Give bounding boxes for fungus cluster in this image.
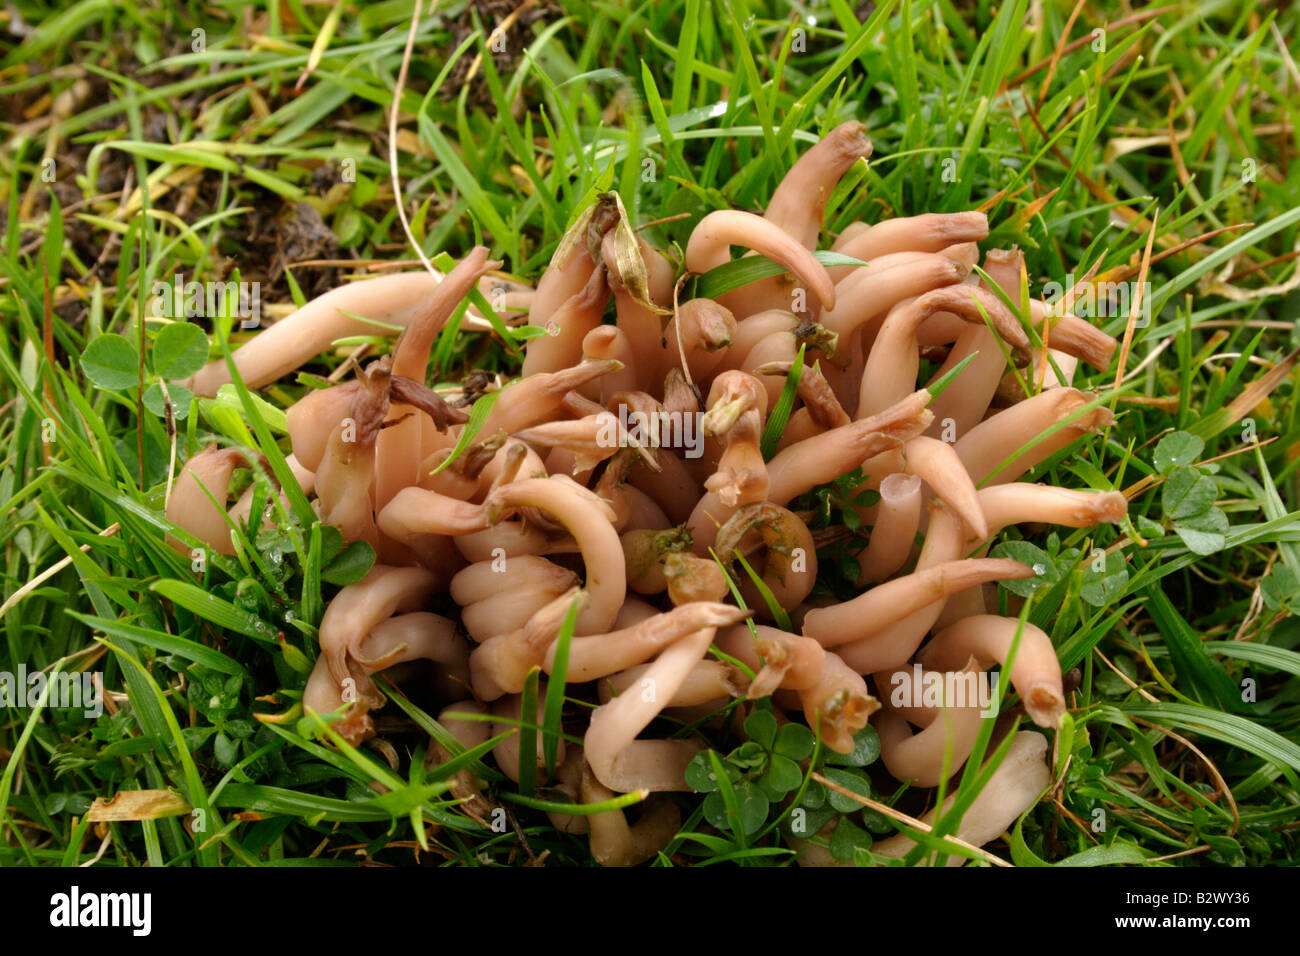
[168,121,1124,866]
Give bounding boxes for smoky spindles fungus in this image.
[201,122,1129,865]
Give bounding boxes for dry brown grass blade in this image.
[1035,0,1087,109]
[1010,187,1060,232]
[1168,102,1192,187]
[87,790,193,822]
[809,771,1014,867]
[1007,6,1177,88]
[1204,348,1300,435]
[1110,207,1159,401]
[1093,224,1254,285]
[1129,716,1240,836]
[1226,248,1300,283]
[974,183,1030,214]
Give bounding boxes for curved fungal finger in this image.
[287,382,358,472]
[902,435,988,539]
[186,272,442,397]
[972,483,1127,547]
[440,700,492,751]
[721,309,800,371]
[392,247,498,381]
[739,329,807,406]
[754,359,851,437]
[872,731,1051,863]
[461,578,579,647]
[419,442,497,499]
[485,477,626,634]
[377,486,489,539]
[802,558,1034,649]
[386,376,470,430]
[450,554,579,606]
[953,388,1112,485]
[685,210,836,311]
[764,120,872,250]
[548,602,749,682]
[582,326,639,402]
[475,438,548,495]
[527,218,601,342]
[939,241,981,272]
[522,262,610,377]
[581,761,681,867]
[724,624,827,698]
[921,615,1065,727]
[615,598,662,629]
[980,247,1024,298]
[307,611,468,735]
[302,655,376,744]
[428,700,494,823]
[515,413,622,473]
[830,220,871,251]
[829,211,990,283]
[602,232,668,391]
[922,323,1004,440]
[916,308,973,347]
[822,252,969,340]
[1000,349,1079,397]
[748,322,838,393]
[876,693,985,787]
[701,371,769,507]
[318,565,437,689]
[622,484,672,532]
[660,298,736,383]
[629,443,702,525]
[584,625,714,792]
[453,521,549,563]
[229,453,315,530]
[469,586,585,699]
[355,611,470,693]
[772,407,828,451]
[797,650,880,754]
[479,359,623,435]
[765,388,933,505]
[591,447,644,532]
[834,502,967,674]
[855,472,922,584]
[754,634,826,696]
[492,688,564,785]
[661,367,701,419]
[1027,299,1119,371]
[797,360,851,429]
[607,390,679,460]
[641,238,676,309]
[561,389,606,419]
[314,359,391,545]
[600,659,745,707]
[166,445,248,555]
[858,285,1028,418]
[871,659,967,728]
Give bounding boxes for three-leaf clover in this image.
[686,708,818,837]
[79,321,210,422]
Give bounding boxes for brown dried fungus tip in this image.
[714,502,818,614]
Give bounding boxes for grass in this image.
[1,0,1298,866]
